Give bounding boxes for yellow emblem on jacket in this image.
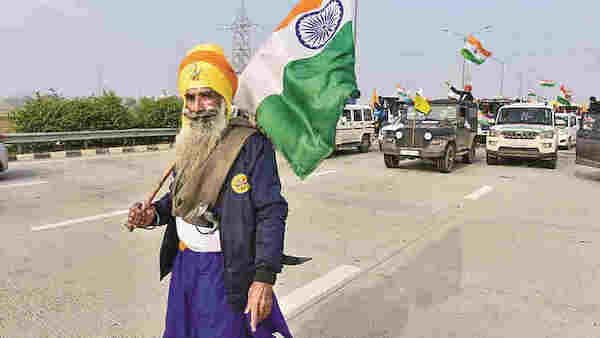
[231,174,250,194]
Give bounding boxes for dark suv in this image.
[576,108,600,169]
[381,99,478,173]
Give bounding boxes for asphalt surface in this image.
[1,147,600,337]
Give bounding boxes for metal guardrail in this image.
[3,129,178,144]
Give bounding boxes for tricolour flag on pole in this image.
[460,35,492,65]
[560,84,572,100]
[396,85,411,103]
[557,96,570,105]
[234,0,358,179]
[539,80,556,87]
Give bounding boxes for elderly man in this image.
[127,44,293,338]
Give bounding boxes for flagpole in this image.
[353,0,359,86]
[461,56,466,88]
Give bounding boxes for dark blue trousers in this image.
[163,249,292,338]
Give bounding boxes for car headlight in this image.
[424,132,433,141]
[489,130,499,137]
[395,131,403,139]
[541,130,554,139]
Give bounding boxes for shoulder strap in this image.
[172,118,258,225]
[191,125,257,209]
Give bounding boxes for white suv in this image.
[555,113,578,149]
[486,103,558,169]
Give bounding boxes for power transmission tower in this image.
[219,0,259,74]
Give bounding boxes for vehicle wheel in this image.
[439,145,456,173]
[384,154,400,168]
[463,143,476,164]
[486,153,497,165]
[359,135,371,153]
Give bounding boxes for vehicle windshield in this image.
[555,115,568,128]
[406,105,456,121]
[496,108,553,126]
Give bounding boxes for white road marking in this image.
[0,180,48,189]
[280,265,361,320]
[313,170,337,177]
[31,209,128,232]
[464,185,494,201]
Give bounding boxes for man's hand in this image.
[126,202,155,231]
[244,281,273,332]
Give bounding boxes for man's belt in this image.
[193,218,219,235]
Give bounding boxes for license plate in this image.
[400,149,419,156]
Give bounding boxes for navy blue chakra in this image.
[295,0,344,50]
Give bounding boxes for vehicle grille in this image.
[400,128,426,147]
[499,147,539,154]
[385,128,428,147]
[502,131,538,139]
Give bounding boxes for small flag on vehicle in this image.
[397,85,411,103]
[557,96,570,105]
[413,92,431,114]
[371,88,379,109]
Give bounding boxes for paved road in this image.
[1,148,599,337]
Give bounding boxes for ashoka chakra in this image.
[295,0,344,50]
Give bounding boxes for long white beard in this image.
[175,103,228,176]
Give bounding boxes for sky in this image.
[1,0,599,103]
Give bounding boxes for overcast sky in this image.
[2,0,599,103]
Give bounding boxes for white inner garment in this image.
[176,217,222,252]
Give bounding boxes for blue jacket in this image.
[153,132,287,311]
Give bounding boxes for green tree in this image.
[134,96,182,129]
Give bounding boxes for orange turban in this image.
[177,44,238,117]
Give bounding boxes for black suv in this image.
[381,99,479,173]
[576,106,600,169]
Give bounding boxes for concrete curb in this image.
[9,143,174,162]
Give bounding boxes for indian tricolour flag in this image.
[539,80,556,87]
[460,35,492,65]
[234,0,358,179]
[557,96,570,105]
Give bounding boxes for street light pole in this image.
[500,62,505,97]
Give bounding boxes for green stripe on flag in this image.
[461,48,485,65]
[557,96,570,105]
[256,22,358,179]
